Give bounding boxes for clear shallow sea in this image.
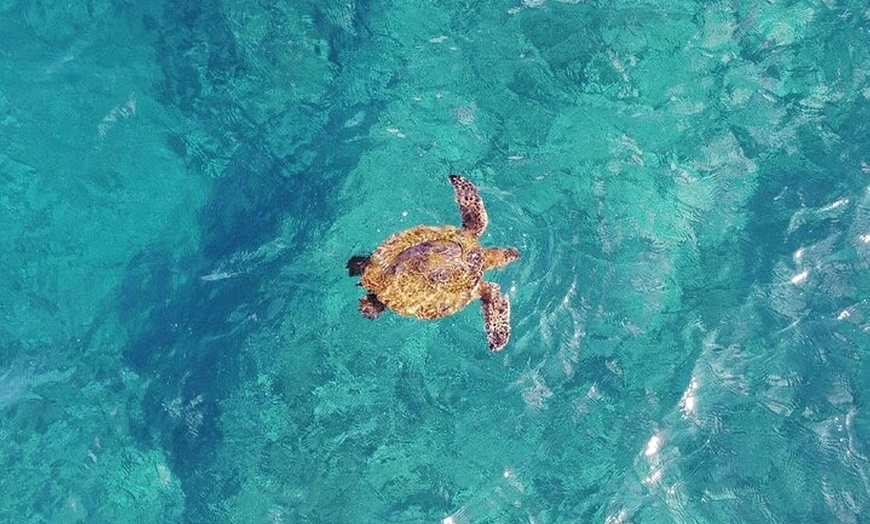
[1,1,869,523]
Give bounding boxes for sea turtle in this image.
[346,175,520,352]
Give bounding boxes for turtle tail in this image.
[346,254,371,277]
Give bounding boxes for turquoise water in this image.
[2,0,869,522]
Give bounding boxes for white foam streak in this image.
[790,269,809,284]
[645,433,663,457]
[442,467,534,524]
[680,376,699,419]
[200,237,290,282]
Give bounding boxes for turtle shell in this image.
[360,225,484,319]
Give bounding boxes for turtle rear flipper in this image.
[347,254,370,276]
[359,293,386,319]
[449,175,489,237]
[480,281,511,352]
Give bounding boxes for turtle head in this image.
[482,247,520,271]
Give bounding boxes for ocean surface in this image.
[2,1,869,523]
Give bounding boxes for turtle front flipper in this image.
[483,247,520,270]
[359,293,386,319]
[480,282,511,352]
[449,175,489,237]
